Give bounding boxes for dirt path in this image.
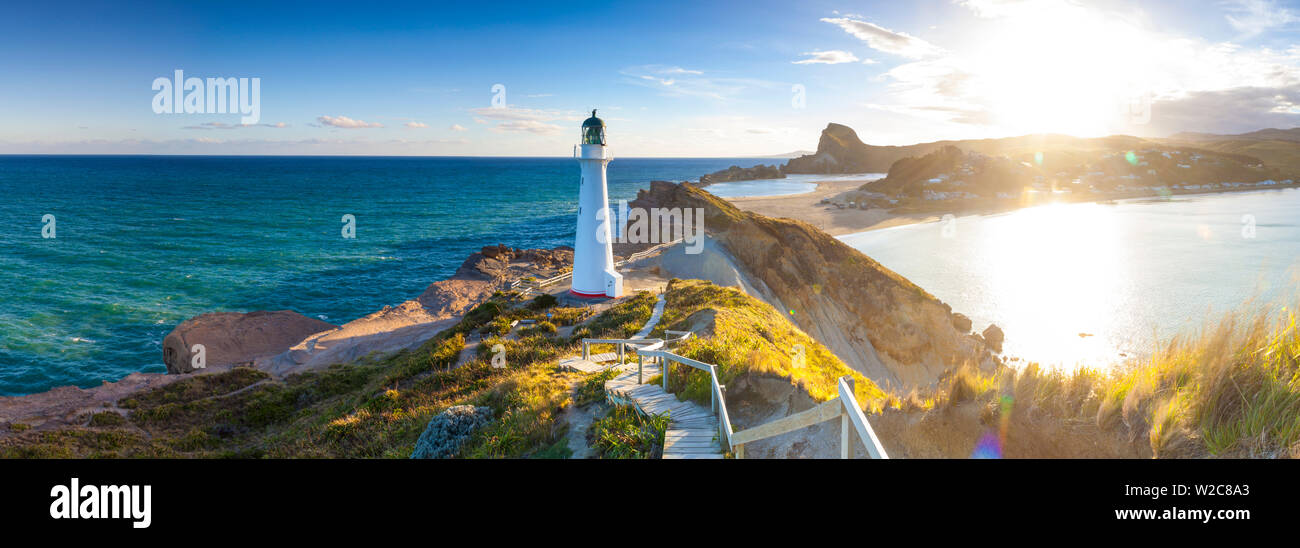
[561,381,607,459]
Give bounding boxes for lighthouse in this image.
[569,110,623,299]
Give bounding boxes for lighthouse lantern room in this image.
[569,110,623,299]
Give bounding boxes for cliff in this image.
[629,181,995,389]
[782,123,943,174]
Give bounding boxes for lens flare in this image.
[972,431,1002,459]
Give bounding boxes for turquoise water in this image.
[0,155,768,395]
[840,189,1300,368]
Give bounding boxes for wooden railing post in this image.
[709,365,717,414]
[637,354,644,384]
[582,341,589,361]
[718,383,727,447]
[662,360,669,390]
[841,376,855,459]
[618,342,625,364]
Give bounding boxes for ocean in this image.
[6,156,1297,395]
[0,155,772,396]
[839,189,1300,368]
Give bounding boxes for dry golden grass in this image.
[931,304,1300,458]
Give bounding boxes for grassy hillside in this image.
[651,279,891,409]
[0,292,658,458]
[924,303,1300,458]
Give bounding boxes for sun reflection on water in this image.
[977,203,1128,368]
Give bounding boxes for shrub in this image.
[528,293,559,310]
[88,412,126,427]
[410,405,494,459]
[520,321,557,338]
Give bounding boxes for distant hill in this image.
[1169,127,1300,143]
[1162,127,1300,174]
[781,123,1156,174]
[745,150,814,159]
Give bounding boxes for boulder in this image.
[410,405,494,459]
[952,313,972,333]
[162,311,337,374]
[982,324,1005,353]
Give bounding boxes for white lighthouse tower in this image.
[569,110,623,299]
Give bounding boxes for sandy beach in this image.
[721,178,941,236]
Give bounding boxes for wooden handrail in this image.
[728,375,889,459]
[592,334,888,459]
[838,377,888,459]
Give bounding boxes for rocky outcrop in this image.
[261,244,573,376]
[627,180,995,389]
[162,311,337,374]
[982,324,1005,353]
[418,245,572,320]
[867,145,964,196]
[781,122,948,175]
[952,313,973,333]
[698,164,785,186]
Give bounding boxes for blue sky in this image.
[2,0,1299,156]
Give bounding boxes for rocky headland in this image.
[697,164,785,186]
[630,180,999,389]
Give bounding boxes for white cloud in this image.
[449,124,467,131]
[467,106,581,135]
[469,106,582,123]
[183,122,289,130]
[1224,0,1300,37]
[491,120,564,134]
[820,17,944,58]
[404,121,428,128]
[792,50,860,65]
[317,115,383,129]
[956,0,1039,18]
[619,64,782,100]
[859,2,1300,136]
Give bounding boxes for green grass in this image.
[655,279,890,409]
[576,368,619,407]
[87,412,127,427]
[0,290,658,459]
[588,405,668,459]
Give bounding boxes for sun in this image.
[966,2,1150,137]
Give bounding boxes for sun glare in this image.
[980,203,1127,367]
[970,3,1149,136]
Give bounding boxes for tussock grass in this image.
[931,306,1300,458]
[576,369,619,407]
[656,279,890,409]
[588,405,667,459]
